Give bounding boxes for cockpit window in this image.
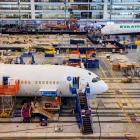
[88,72,91,75]
[92,77,101,82]
[92,78,98,82]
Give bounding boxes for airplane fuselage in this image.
[0,64,108,97]
[101,23,140,35]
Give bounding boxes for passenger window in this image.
[53,81,55,84]
[39,81,41,84]
[46,81,48,84]
[56,81,59,84]
[49,81,52,84]
[35,81,38,84]
[42,81,45,84]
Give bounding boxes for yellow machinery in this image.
[29,45,56,55]
[45,47,56,55]
[135,40,140,46]
[28,46,44,52]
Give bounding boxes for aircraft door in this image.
[72,77,80,89]
[3,76,9,85]
[79,78,87,92]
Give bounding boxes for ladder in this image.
[76,92,93,134]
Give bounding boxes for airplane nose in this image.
[101,80,108,93]
[97,80,108,94]
[91,80,108,95]
[86,80,108,99]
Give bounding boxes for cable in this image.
[95,100,101,140]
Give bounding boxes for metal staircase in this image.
[69,76,93,134]
[76,92,93,135]
[32,107,53,119]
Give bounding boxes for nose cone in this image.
[90,80,108,95]
[99,80,108,93]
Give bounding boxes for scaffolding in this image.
[0,80,20,118]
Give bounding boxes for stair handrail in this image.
[76,92,83,128]
[84,89,93,132]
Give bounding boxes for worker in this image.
[31,101,35,110]
[86,83,90,96]
[55,97,61,106]
[21,103,32,122]
[77,77,80,89]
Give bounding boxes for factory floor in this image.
[0,34,140,139]
[0,50,140,139]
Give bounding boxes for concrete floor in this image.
[0,60,140,139]
[0,36,140,139]
[126,47,140,64]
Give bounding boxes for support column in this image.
[103,0,109,20]
[31,0,35,19]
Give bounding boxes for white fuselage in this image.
[0,64,108,97]
[101,23,140,35]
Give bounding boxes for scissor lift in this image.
[0,77,20,117]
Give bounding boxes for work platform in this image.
[0,78,20,118]
[0,80,20,96]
